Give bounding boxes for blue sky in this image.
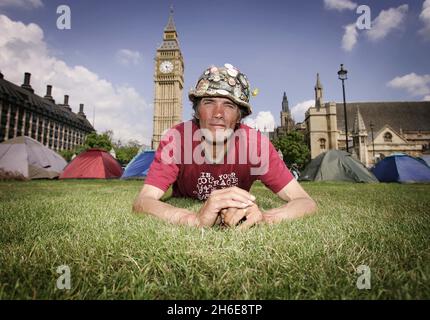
[1,0,429,145]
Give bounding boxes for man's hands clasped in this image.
[197,186,264,230]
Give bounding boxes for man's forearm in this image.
[263,198,317,223]
[133,197,199,227]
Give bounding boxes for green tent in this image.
[300,150,378,183]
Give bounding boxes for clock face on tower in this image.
[159,60,174,73]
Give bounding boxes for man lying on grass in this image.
[133,64,317,229]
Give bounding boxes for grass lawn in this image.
[0,179,429,300]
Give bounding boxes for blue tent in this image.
[121,151,155,179]
[417,155,430,167]
[371,154,430,183]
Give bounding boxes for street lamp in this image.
[338,64,349,153]
[370,121,375,162]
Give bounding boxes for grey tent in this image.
[300,150,378,182]
[0,136,67,179]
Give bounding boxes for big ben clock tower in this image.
[151,8,184,150]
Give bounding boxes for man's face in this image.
[197,97,241,143]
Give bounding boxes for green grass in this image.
[0,179,429,299]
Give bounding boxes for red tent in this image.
[60,148,123,179]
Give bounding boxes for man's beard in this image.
[200,128,235,144]
[198,128,233,164]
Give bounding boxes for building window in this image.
[384,132,392,142]
[319,138,326,150]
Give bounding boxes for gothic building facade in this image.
[304,73,430,166]
[151,9,184,150]
[0,71,94,151]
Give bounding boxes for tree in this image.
[58,131,116,162]
[272,132,310,170]
[58,149,75,162]
[82,131,113,152]
[112,138,143,165]
[115,144,140,165]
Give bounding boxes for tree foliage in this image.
[83,131,113,151]
[115,145,140,165]
[58,131,114,161]
[272,131,310,169]
[58,149,76,162]
[112,138,143,165]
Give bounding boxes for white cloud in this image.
[419,0,430,40]
[291,100,314,123]
[366,4,408,41]
[387,73,430,97]
[0,14,151,145]
[342,23,359,51]
[243,111,275,132]
[424,95,430,101]
[0,0,43,9]
[324,0,357,11]
[116,49,142,66]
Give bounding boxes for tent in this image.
[60,148,123,179]
[371,154,430,183]
[121,151,155,179]
[300,150,378,182]
[417,155,430,167]
[0,136,67,179]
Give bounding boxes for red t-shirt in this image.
[145,121,293,200]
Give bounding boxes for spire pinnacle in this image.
[353,107,367,134]
[315,73,322,89]
[315,73,323,108]
[165,5,176,31]
[282,92,289,112]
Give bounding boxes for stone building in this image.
[0,71,94,151]
[305,73,430,166]
[151,9,184,150]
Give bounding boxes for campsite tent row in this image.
[0,136,155,180]
[300,150,430,183]
[1,136,429,182]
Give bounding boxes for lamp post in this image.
[370,121,375,162]
[338,64,349,153]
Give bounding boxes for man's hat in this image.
[188,63,253,117]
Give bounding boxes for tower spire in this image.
[282,92,289,112]
[315,73,322,90]
[165,5,176,31]
[160,5,180,49]
[353,107,367,134]
[352,107,369,165]
[315,73,323,109]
